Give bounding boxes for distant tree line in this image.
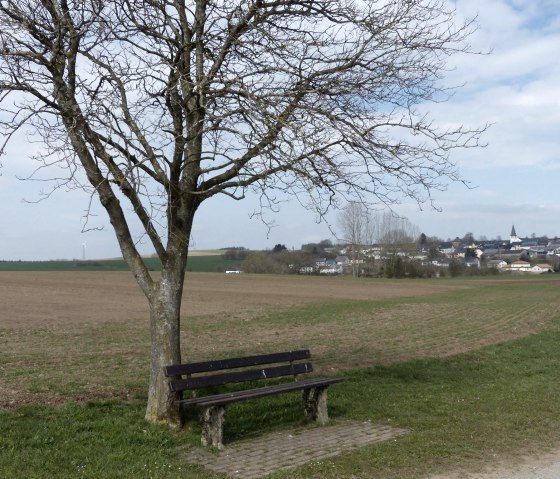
[221,247,249,261]
[242,249,316,274]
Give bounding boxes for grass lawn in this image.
[2,276,560,477]
[2,331,560,478]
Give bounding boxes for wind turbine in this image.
[82,241,87,261]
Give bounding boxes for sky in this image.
[1,0,559,260]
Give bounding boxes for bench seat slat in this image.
[169,362,313,392]
[176,377,344,408]
[164,349,311,376]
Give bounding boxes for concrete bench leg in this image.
[200,406,226,449]
[303,386,329,425]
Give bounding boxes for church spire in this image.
[510,225,521,244]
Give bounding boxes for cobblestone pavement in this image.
[184,421,409,479]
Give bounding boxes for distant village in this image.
[231,225,560,277]
[419,225,559,274]
[329,225,559,277]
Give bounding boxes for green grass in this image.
[2,330,560,478]
[3,277,560,477]
[324,332,560,478]
[185,255,241,272]
[0,401,200,478]
[0,255,241,273]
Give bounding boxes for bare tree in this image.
[337,201,376,276]
[378,212,420,260]
[0,0,485,427]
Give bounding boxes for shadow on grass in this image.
[181,386,347,444]
[3,331,560,478]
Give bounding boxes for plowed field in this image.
[2,272,560,409]
[0,271,467,328]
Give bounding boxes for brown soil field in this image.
[2,272,559,409]
[0,271,467,329]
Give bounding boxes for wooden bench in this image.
[164,349,344,448]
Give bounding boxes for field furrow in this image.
[2,273,560,407]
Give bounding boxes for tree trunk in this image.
[352,246,359,278]
[144,266,185,429]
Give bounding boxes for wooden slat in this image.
[164,349,310,377]
[169,362,313,392]
[176,377,345,408]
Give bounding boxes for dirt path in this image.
[429,449,560,479]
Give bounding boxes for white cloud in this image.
[428,2,560,172]
[2,0,560,258]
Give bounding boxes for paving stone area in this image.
[184,421,409,479]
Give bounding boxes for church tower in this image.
[510,225,521,244]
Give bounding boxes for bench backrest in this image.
[164,349,313,393]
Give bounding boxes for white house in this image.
[531,264,553,274]
[505,260,532,272]
[487,259,507,269]
[464,257,480,268]
[319,266,342,275]
[503,261,553,274]
[335,256,350,266]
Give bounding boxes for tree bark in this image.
[144,266,185,429]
